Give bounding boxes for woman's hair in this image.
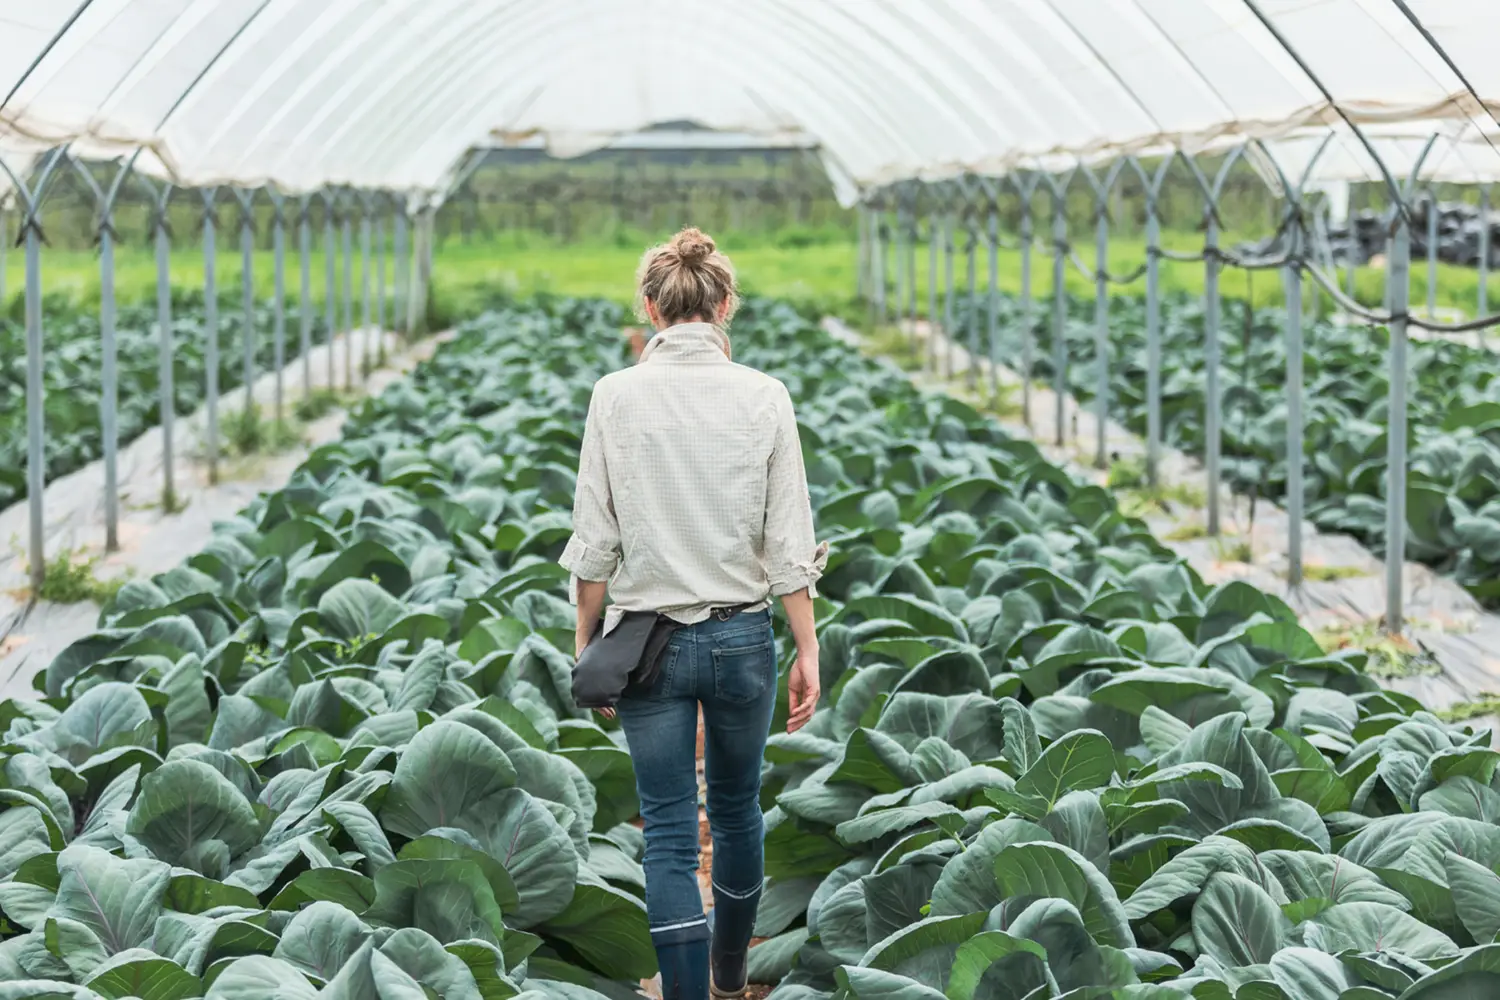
[636,227,739,327]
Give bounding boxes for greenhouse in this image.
[5,2,1500,998]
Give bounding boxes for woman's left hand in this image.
[596,707,616,721]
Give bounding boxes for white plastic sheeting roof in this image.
[1255,123,1500,193]
[4,0,1500,202]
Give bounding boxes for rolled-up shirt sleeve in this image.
[560,386,620,589]
[764,385,828,597]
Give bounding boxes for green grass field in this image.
[0,233,863,322]
[3,228,1494,325]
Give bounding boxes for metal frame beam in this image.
[202,188,220,485]
[0,148,67,590]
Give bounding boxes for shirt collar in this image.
[641,322,730,363]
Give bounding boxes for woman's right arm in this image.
[778,590,820,732]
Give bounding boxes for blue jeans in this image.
[618,609,778,998]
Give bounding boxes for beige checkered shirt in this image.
[560,323,827,627]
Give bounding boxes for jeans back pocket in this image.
[621,639,683,703]
[710,628,775,706]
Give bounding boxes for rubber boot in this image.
[656,938,710,1000]
[710,947,747,1000]
[710,886,759,998]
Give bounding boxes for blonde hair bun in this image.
[636,227,739,328]
[672,228,716,266]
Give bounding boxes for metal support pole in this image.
[24,218,43,591]
[155,194,176,511]
[394,205,409,337]
[1346,189,1358,311]
[926,211,939,373]
[1385,219,1412,632]
[1426,191,1438,319]
[375,208,387,364]
[324,195,337,392]
[7,146,66,589]
[1309,205,1325,321]
[1383,210,1394,316]
[1480,185,1491,327]
[342,209,354,388]
[407,207,433,336]
[1284,252,1305,588]
[298,197,313,399]
[202,191,219,485]
[407,209,424,336]
[965,217,979,390]
[872,208,886,326]
[422,210,435,326]
[942,211,956,381]
[69,144,141,543]
[885,207,897,330]
[864,208,876,302]
[239,193,255,418]
[1144,198,1162,488]
[986,208,999,402]
[1093,207,1110,470]
[360,201,372,378]
[1052,195,1068,447]
[905,208,917,343]
[893,206,906,339]
[407,209,422,336]
[271,195,286,425]
[1204,213,1222,536]
[97,202,119,551]
[1019,199,1034,430]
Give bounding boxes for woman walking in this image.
[561,228,825,1000]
